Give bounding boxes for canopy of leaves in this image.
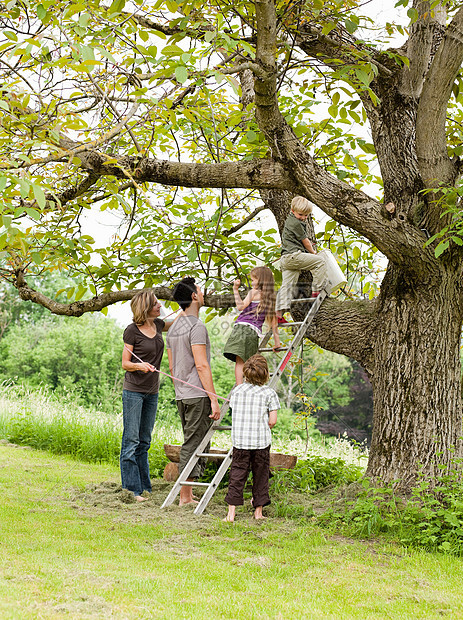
[0,0,410,304]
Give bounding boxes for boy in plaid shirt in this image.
[224,354,279,522]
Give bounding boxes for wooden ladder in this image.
[161,287,328,515]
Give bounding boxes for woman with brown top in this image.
[121,290,170,501]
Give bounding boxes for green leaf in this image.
[19,179,30,200]
[245,130,258,143]
[435,240,449,258]
[325,220,336,232]
[162,44,184,57]
[175,66,188,84]
[357,160,369,176]
[75,284,87,301]
[108,0,126,14]
[344,19,358,34]
[355,69,371,86]
[407,7,419,22]
[32,184,46,210]
[36,4,47,20]
[353,246,361,260]
[187,248,197,262]
[166,0,178,11]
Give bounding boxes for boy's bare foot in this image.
[253,506,265,520]
[222,515,235,523]
[179,482,198,506]
[224,505,236,522]
[134,495,147,502]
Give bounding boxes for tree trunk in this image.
[367,264,463,487]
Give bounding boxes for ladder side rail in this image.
[267,289,328,391]
[194,449,234,515]
[161,399,231,508]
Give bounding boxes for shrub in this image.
[271,455,364,494]
[317,474,463,556]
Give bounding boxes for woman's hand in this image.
[233,279,240,290]
[139,362,155,373]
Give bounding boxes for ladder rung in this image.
[180,481,210,487]
[197,452,228,459]
[277,322,303,328]
[259,347,289,352]
[291,297,315,303]
[212,425,232,431]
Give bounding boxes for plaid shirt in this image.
[230,383,280,450]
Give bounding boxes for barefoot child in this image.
[223,266,281,385]
[224,354,279,522]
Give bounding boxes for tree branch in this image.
[47,173,100,208]
[307,298,378,375]
[295,22,393,78]
[400,0,447,98]
[13,274,236,316]
[253,0,436,274]
[222,205,267,236]
[77,155,293,190]
[416,6,463,188]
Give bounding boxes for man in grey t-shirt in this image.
[166,277,220,506]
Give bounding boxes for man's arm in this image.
[167,348,173,375]
[191,344,221,420]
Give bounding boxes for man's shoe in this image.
[311,291,320,298]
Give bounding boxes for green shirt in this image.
[281,212,309,255]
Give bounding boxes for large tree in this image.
[1,0,463,487]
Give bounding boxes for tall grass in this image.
[0,380,368,475]
[0,381,182,478]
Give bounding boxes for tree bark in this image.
[367,265,463,486]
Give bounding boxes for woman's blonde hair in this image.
[131,289,158,325]
[250,266,276,323]
[291,195,313,215]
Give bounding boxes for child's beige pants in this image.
[276,250,326,313]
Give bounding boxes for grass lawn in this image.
[0,441,461,620]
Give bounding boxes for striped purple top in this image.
[235,302,266,333]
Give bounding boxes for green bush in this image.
[317,474,463,556]
[271,455,363,494]
[0,314,124,412]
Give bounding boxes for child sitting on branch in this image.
[276,196,327,319]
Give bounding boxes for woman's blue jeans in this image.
[120,390,158,496]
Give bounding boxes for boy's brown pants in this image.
[225,446,271,507]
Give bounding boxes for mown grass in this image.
[1,443,462,620]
